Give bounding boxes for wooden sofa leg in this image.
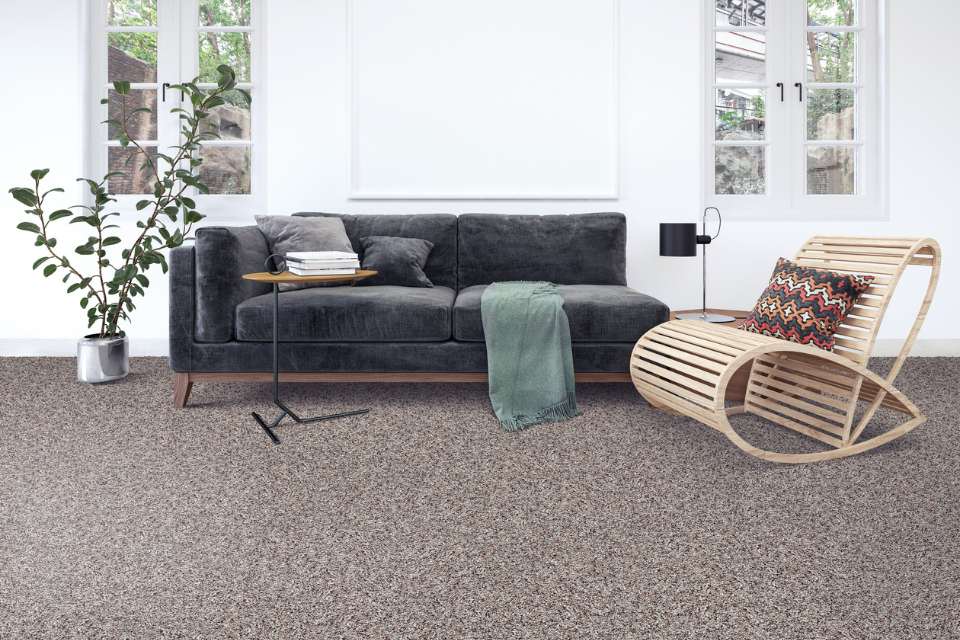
[173,373,193,409]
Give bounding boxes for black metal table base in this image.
[250,282,369,444]
[252,402,369,445]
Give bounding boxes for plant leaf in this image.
[16,221,41,233]
[43,264,57,277]
[10,188,37,207]
[48,210,73,221]
[32,256,51,270]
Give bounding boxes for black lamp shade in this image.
[659,223,697,257]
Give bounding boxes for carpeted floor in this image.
[1,357,958,639]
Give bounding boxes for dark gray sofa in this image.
[169,212,668,406]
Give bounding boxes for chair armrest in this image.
[193,226,272,343]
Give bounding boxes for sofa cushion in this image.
[236,286,455,342]
[457,212,627,289]
[295,213,458,290]
[453,284,668,343]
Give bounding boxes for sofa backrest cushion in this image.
[457,212,627,289]
[295,213,458,290]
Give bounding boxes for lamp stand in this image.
[676,208,735,323]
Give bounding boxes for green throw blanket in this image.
[481,281,579,431]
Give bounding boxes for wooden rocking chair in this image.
[630,236,941,464]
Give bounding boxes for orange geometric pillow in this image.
[740,258,874,351]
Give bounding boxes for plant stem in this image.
[33,179,104,309]
[103,87,217,336]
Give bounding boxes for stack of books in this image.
[285,251,360,276]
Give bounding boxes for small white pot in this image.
[77,334,129,383]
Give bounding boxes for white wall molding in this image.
[347,0,621,200]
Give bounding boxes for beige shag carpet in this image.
[1,357,958,639]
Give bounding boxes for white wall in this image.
[1,0,957,356]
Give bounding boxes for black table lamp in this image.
[659,207,735,323]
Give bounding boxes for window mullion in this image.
[768,0,793,212]
[788,0,806,210]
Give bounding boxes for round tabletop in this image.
[242,269,378,284]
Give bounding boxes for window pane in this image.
[807,146,855,194]
[807,0,854,26]
[200,146,251,194]
[199,0,251,26]
[716,0,766,27]
[198,32,251,82]
[806,88,854,140]
[108,32,157,83]
[806,32,855,83]
[716,88,765,141]
[716,31,766,83]
[108,146,158,195]
[715,146,765,195]
[201,90,251,141]
[107,89,157,141]
[108,0,156,26]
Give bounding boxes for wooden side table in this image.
[669,308,750,327]
[241,269,377,444]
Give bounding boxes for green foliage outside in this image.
[107,0,250,104]
[806,0,856,139]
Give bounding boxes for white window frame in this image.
[87,0,265,220]
[703,0,886,220]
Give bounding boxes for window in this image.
[89,0,263,216]
[705,0,883,218]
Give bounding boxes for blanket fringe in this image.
[499,393,580,432]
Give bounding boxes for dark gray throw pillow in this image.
[359,236,434,287]
[255,215,355,291]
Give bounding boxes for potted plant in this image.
[9,65,247,383]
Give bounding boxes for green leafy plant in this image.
[9,64,249,338]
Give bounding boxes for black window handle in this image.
[794,82,803,102]
[161,82,183,103]
[776,82,784,102]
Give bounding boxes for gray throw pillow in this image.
[255,215,354,257]
[359,236,434,287]
[255,215,355,290]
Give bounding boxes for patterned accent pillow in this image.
[740,258,874,351]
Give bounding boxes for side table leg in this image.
[252,409,285,445]
[277,398,369,424]
[250,282,370,444]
